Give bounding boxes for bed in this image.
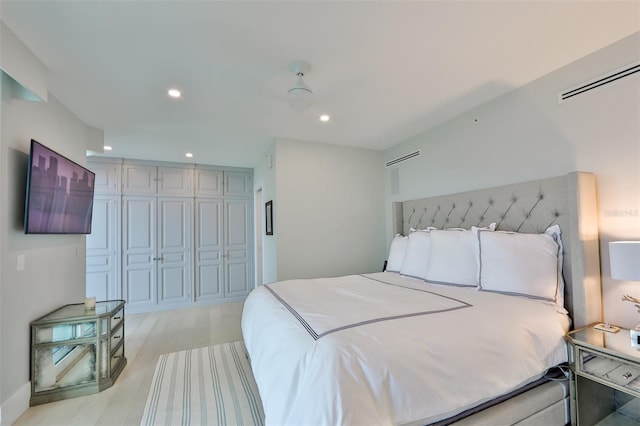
[241,171,602,425]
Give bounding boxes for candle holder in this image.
[84,297,96,310]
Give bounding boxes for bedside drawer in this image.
[111,341,124,369]
[110,324,124,349]
[576,346,640,399]
[111,309,124,332]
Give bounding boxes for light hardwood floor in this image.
[15,301,245,426]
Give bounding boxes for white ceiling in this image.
[1,1,638,168]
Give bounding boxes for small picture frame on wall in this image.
[265,200,273,235]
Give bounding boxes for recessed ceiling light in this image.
[319,114,330,122]
[104,145,112,151]
[168,88,182,98]
[185,152,193,158]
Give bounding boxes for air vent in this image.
[558,61,640,104]
[385,150,421,168]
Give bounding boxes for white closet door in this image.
[157,167,192,196]
[122,196,156,308]
[224,199,252,297]
[86,195,120,301]
[194,169,224,197]
[90,162,121,194]
[195,199,224,301]
[224,171,252,196]
[157,198,192,305]
[122,164,156,194]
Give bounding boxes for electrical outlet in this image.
[631,329,640,348]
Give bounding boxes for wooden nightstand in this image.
[567,324,640,425]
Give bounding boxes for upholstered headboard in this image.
[392,172,602,329]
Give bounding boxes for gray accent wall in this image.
[384,32,640,329]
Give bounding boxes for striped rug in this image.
[140,341,265,426]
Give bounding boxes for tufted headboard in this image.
[392,172,602,329]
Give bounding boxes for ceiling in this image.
[1,1,638,168]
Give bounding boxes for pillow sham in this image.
[399,230,432,280]
[547,224,565,307]
[409,226,437,233]
[386,234,408,273]
[473,222,497,232]
[478,225,563,303]
[424,229,479,287]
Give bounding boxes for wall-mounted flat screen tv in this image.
[24,139,95,234]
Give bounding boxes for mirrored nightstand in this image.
[567,324,640,425]
[30,300,126,405]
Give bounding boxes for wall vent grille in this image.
[385,150,421,168]
[558,61,640,104]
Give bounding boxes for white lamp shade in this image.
[609,241,640,281]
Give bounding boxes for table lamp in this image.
[610,241,640,345]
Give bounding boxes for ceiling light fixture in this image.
[185,152,193,158]
[168,88,182,98]
[104,145,113,151]
[288,60,313,111]
[319,114,330,122]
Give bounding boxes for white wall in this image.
[384,32,640,329]
[274,138,385,280]
[253,142,278,284]
[0,21,47,102]
[0,23,100,424]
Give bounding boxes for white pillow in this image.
[386,234,408,272]
[478,227,562,302]
[425,229,479,287]
[399,230,432,280]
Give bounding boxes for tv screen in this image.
[24,139,96,234]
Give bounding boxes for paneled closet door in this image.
[157,198,192,305]
[194,199,224,301]
[224,171,252,197]
[122,164,157,194]
[224,199,252,297]
[194,169,224,197]
[86,195,120,301]
[122,196,157,309]
[157,167,193,196]
[89,161,121,194]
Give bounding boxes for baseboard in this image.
[0,381,30,426]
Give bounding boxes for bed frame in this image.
[391,171,602,425]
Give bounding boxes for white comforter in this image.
[241,272,570,426]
